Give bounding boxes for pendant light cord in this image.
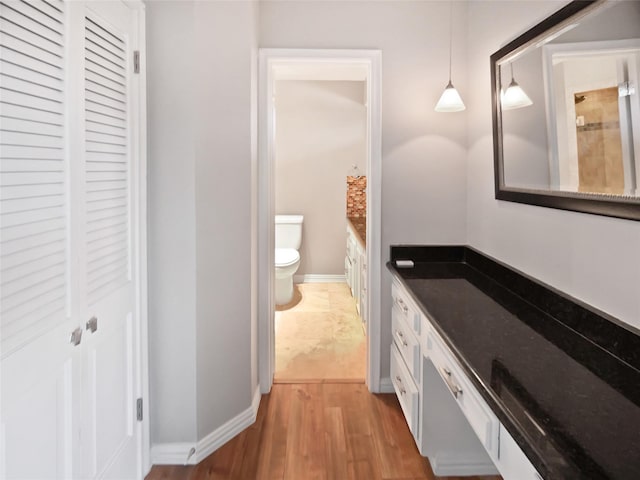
[448,1,453,83]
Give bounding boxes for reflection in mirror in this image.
[544,40,640,196]
[493,0,640,220]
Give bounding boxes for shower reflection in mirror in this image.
[543,41,640,197]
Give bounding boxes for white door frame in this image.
[257,49,382,394]
[130,2,150,476]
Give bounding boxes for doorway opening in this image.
[258,50,382,393]
[273,73,367,383]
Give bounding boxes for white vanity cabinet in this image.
[358,244,367,327]
[346,222,367,327]
[390,278,422,447]
[345,226,357,296]
[390,279,543,479]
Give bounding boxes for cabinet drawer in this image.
[391,343,420,438]
[391,281,420,337]
[392,310,420,381]
[497,424,543,480]
[426,330,499,459]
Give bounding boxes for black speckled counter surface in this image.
[388,246,640,480]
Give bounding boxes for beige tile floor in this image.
[274,282,366,383]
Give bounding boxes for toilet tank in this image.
[275,215,304,249]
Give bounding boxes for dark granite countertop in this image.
[388,246,640,480]
[347,216,366,248]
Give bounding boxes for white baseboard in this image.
[195,386,261,463]
[293,274,346,284]
[431,453,499,476]
[150,443,197,466]
[379,376,395,393]
[151,386,262,466]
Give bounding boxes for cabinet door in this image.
[353,245,360,305]
[359,248,366,323]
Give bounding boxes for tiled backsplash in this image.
[347,176,366,217]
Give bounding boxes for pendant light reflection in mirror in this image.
[501,63,533,110]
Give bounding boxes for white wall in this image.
[261,0,468,382]
[147,1,198,445]
[147,0,259,451]
[193,0,259,441]
[275,80,366,275]
[466,1,640,330]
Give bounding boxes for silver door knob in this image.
[69,327,82,346]
[86,316,98,333]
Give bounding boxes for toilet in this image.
[275,215,304,305]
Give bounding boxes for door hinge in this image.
[133,50,140,74]
[619,81,636,97]
[136,398,143,421]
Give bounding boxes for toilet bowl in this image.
[274,215,304,305]
[275,248,300,305]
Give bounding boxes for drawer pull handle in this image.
[398,298,409,313]
[395,330,408,347]
[395,375,402,384]
[439,366,463,399]
[399,387,406,396]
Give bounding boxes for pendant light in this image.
[501,63,533,110]
[435,2,465,112]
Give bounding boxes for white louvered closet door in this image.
[80,3,139,478]
[0,0,82,478]
[0,1,143,479]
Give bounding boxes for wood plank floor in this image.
[146,383,501,480]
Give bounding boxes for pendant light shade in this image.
[435,2,465,112]
[501,64,532,110]
[435,81,466,112]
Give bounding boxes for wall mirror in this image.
[491,0,640,221]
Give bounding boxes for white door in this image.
[1,1,81,477]
[79,2,140,478]
[0,1,143,478]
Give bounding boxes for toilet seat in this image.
[275,248,299,267]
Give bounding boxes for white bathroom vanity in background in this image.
[346,218,367,330]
